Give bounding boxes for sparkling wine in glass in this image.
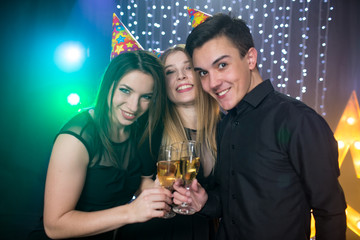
[157,160,177,190]
[172,140,200,215]
[170,142,183,181]
[181,156,200,188]
[156,145,178,218]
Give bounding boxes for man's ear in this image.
[247,47,258,70]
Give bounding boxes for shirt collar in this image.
[231,79,274,115]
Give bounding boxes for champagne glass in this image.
[157,145,178,218]
[170,142,183,181]
[172,140,200,215]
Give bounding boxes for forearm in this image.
[139,176,156,191]
[44,204,135,239]
[314,211,347,240]
[134,176,156,197]
[198,189,222,218]
[45,187,172,239]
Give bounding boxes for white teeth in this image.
[217,89,229,96]
[177,85,192,91]
[124,112,134,117]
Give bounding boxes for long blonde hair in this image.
[160,45,219,171]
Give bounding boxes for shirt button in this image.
[232,219,236,224]
[232,194,236,199]
[231,170,235,175]
[231,144,235,149]
[234,121,239,126]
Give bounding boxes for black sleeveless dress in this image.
[29,109,150,240]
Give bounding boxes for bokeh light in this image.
[116,0,333,117]
[54,41,86,72]
[67,93,81,106]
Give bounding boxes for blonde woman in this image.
[121,45,220,240]
[160,44,219,179]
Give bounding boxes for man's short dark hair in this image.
[185,13,255,59]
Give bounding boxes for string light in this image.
[315,0,333,116]
[116,0,334,116]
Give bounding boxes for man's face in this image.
[192,35,256,111]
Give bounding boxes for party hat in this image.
[151,49,163,58]
[187,7,212,29]
[110,13,143,60]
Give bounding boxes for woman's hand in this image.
[128,187,173,222]
[172,179,208,212]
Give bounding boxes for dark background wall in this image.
[0,0,359,239]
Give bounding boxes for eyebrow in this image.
[164,65,174,70]
[118,83,133,91]
[164,60,191,70]
[194,55,230,72]
[118,83,153,95]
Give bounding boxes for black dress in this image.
[28,109,147,240]
[117,128,219,240]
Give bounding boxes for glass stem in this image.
[181,185,190,207]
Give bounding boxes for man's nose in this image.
[209,73,221,89]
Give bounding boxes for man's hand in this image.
[173,179,208,212]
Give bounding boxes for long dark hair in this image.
[94,50,166,167]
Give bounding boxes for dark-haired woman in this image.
[42,50,171,239]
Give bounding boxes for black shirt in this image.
[201,80,347,240]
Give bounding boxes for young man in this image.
[173,13,347,240]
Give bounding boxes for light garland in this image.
[314,0,332,116]
[115,0,333,116]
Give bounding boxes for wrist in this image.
[122,203,137,224]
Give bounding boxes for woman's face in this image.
[109,70,154,127]
[164,51,196,106]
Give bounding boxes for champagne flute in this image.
[172,140,200,215]
[170,142,183,181]
[157,145,178,218]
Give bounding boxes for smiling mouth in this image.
[122,110,136,120]
[216,88,230,97]
[176,84,193,92]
